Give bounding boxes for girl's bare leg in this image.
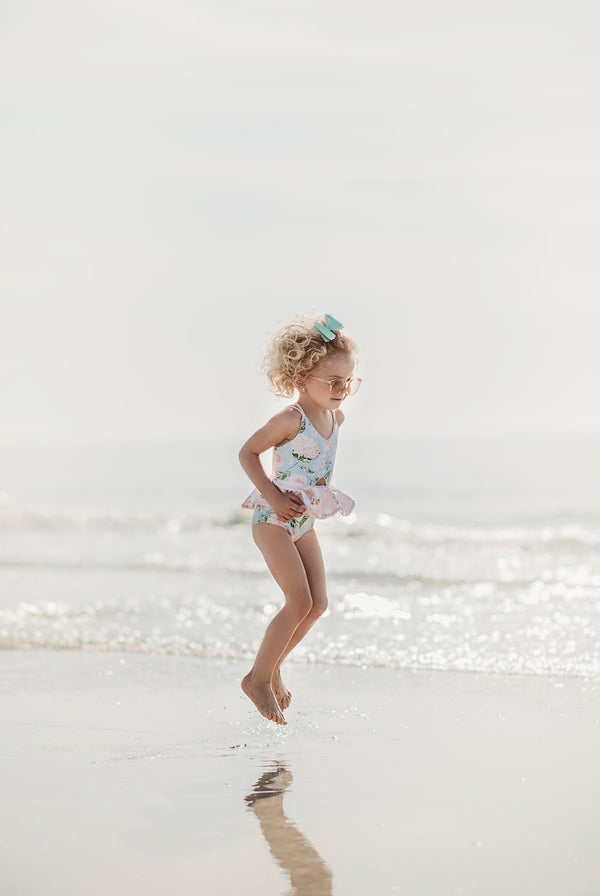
[242,523,313,725]
[272,528,328,708]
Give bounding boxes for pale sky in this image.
[2,0,599,440]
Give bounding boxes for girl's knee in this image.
[286,591,313,622]
[310,593,328,619]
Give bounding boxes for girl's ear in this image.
[293,373,306,392]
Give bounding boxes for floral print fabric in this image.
[242,403,355,523]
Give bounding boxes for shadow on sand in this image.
[245,763,333,895]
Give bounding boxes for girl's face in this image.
[299,353,359,409]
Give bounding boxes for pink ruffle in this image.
[242,479,355,520]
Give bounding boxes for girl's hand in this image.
[270,488,306,523]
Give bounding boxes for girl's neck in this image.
[295,395,334,434]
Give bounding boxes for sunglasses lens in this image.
[326,377,362,396]
[329,379,347,396]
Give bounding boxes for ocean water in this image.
[1,434,600,678]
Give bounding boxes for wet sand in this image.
[1,650,599,895]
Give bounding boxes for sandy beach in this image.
[4,0,600,890]
[1,649,599,895]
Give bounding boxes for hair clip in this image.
[314,313,343,342]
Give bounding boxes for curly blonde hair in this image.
[262,312,358,397]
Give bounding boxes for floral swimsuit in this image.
[242,403,355,542]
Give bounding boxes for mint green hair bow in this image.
[314,314,343,343]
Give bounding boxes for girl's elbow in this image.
[238,444,253,467]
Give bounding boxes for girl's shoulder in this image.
[280,403,304,424]
[335,408,345,426]
[268,404,303,447]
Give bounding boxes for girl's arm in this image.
[239,408,306,519]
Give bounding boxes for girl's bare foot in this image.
[242,673,287,725]
[272,668,292,710]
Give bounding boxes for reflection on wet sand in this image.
[245,764,333,896]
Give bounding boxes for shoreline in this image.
[2,649,599,895]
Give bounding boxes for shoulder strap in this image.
[289,402,305,418]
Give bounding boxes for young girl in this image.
[239,312,360,725]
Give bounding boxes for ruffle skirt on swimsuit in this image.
[242,479,355,520]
